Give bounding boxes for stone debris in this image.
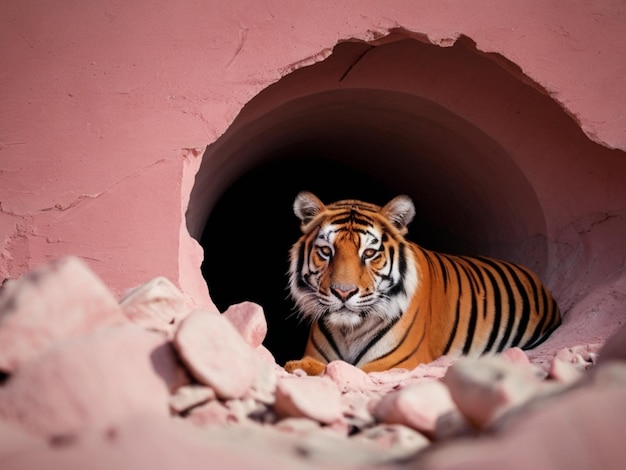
[0,257,625,469]
[442,355,549,430]
[372,379,456,437]
[0,325,184,437]
[169,384,217,414]
[274,376,344,424]
[120,276,197,336]
[0,256,127,372]
[173,309,256,399]
[548,344,598,383]
[222,301,268,349]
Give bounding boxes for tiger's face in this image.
[289,192,418,329]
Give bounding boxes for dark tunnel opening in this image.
[189,37,565,365]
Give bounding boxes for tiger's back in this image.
[285,191,561,374]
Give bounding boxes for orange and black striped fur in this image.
[284,192,560,375]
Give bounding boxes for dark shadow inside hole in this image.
[200,154,415,365]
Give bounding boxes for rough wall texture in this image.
[1,1,625,317]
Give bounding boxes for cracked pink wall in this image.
[1,1,626,307]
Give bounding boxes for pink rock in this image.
[173,309,256,399]
[372,379,456,436]
[186,400,235,427]
[245,359,277,405]
[120,276,197,336]
[169,384,216,414]
[0,256,128,372]
[223,301,267,349]
[351,424,430,457]
[324,360,375,392]
[442,356,544,429]
[274,376,343,424]
[0,325,182,437]
[187,398,263,427]
[274,417,322,435]
[549,345,597,382]
[417,383,626,469]
[254,344,277,365]
[501,347,531,365]
[341,390,378,430]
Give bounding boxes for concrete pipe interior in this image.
[186,36,621,365]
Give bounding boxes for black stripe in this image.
[353,315,401,365]
[524,311,560,349]
[387,327,427,369]
[387,244,408,297]
[458,261,478,355]
[441,258,462,355]
[310,333,331,363]
[503,263,531,347]
[317,319,343,361]
[460,256,488,319]
[514,267,543,348]
[523,288,559,349]
[295,243,308,290]
[481,266,502,353]
[478,257,517,352]
[432,251,449,292]
[331,215,374,227]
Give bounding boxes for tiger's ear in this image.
[381,195,415,234]
[294,191,325,228]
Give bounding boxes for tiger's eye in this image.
[363,248,377,259]
[318,246,332,258]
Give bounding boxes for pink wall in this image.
[1,1,626,309]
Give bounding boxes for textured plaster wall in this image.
[1,1,626,321]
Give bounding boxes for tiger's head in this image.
[288,191,419,330]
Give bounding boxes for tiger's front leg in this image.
[284,356,327,376]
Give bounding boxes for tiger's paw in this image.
[284,356,327,376]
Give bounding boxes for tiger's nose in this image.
[330,283,358,301]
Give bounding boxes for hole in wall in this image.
[186,35,608,365]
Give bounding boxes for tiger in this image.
[284,191,561,375]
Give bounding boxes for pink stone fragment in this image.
[120,276,197,336]
[0,256,128,372]
[274,376,343,424]
[372,379,456,436]
[442,356,544,429]
[222,301,267,349]
[0,325,181,437]
[324,360,376,392]
[351,424,430,456]
[549,345,597,382]
[169,384,216,414]
[173,309,256,399]
[418,383,626,469]
[186,400,235,427]
[254,344,277,365]
[501,347,531,365]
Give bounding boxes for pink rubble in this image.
[1,257,626,469]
